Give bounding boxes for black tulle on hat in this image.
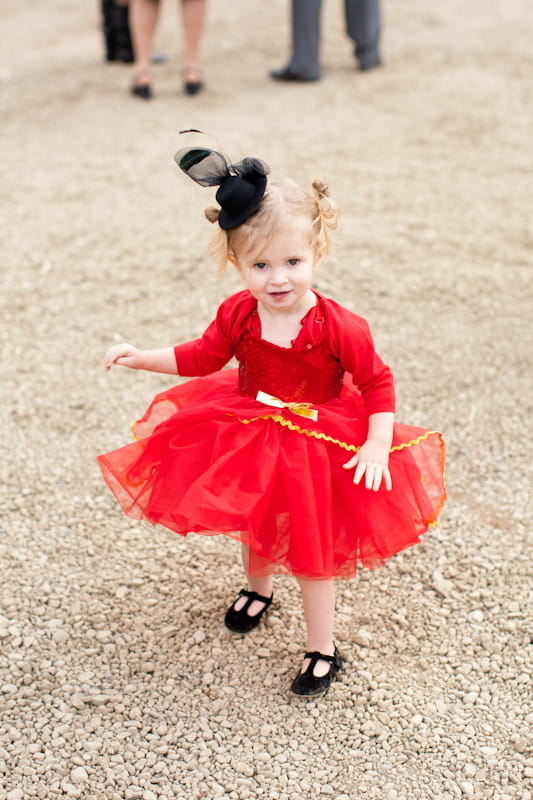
[174,146,270,230]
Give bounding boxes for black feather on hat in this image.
[174,146,270,230]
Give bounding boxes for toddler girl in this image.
[98,145,446,697]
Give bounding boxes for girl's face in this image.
[233,220,321,315]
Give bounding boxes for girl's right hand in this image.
[104,343,143,371]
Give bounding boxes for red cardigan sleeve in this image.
[174,290,255,376]
[322,297,396,414]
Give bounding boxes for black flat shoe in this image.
[290,646,343,697]
[270,66,320,83]
[224,589,273,634]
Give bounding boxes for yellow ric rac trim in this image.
[232,413,448,525]
[232,413,441,455]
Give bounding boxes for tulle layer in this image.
[97,369,446,579]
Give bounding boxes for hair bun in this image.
[312,178,330,198]
[311,178,337,230]
[204,206,220,224]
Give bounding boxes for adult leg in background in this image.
[345,0,382,70]
[180,0,206,91]
[271,0,322,82]
[129,0,160,93]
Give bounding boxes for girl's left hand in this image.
[343,440,392,492]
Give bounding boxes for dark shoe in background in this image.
[355,43,382,71]
[270,65,320,83]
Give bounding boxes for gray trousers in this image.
[288,0,381,78]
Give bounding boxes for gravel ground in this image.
[1,1,532,799]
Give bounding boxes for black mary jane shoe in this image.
[224,589,273,634]
[290,646,343,697]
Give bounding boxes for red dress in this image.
[97,291,446,579]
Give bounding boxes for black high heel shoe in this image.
[290,646,343,697]
[183,67,204,96]
[224,589,273,634]
[131,83,152,100]
[130,69,152,100]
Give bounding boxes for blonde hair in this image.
[204,176,338,271]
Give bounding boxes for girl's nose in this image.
[270,266,288,285]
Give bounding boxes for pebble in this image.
[353,629,373,647]
[70,767,88,783]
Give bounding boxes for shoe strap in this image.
[237,588,273,611]
[302,649,338,670]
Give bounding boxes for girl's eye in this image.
[287,258,300,266]
[253,262,268,270]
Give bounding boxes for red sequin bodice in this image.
[235,335,344,404]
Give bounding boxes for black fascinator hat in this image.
[174,145,270,230]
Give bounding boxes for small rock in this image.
[459,781,475,796]
[467,610,484,623]
[479,746,497,755]
[71,767,88,783]
[432,570,454,597]
[62,784,81,798]
[232,760,254,777]
[7,790,24,800]
[353,629,373,647]
[257,648,270,657]
[70,693,86,709]
[88,694,111,706]
[510,735,528,753]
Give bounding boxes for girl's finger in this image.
[370,466,381,492]
[365,464,376,490]
[353,462,366,485]
[343,454,358,469]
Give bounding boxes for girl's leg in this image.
[296,577,335,676]
[233,544,273,615]
[179,0,206,81]
[130,0,160,85]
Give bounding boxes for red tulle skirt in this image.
[97,369,446,579]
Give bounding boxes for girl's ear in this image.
[313,247,325,269]
[227,251,238,267]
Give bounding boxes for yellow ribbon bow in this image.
[256,390,318,422]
